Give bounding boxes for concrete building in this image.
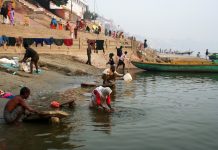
[50,0,88,21]
[64,0,88,19]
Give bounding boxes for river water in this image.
[1,71,218,150]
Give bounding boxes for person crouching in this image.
[3,87,38,124]
[89,86,114,112]
[22,42,39,74]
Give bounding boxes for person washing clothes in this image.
[21,42,39,74]
[89,86,114,112]
[3,87,38,124]
[102,65,123,85]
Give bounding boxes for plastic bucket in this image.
[123,73,132,82]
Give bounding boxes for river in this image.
[1,71,218,150]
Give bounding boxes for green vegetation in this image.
[84,10,98,20]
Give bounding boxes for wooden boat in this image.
[175,51,193,55]
[131,61,218,72]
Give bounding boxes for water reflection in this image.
[136,71,218,81]
[1,71,218,150]
[90,110,112,135]
[0,123,77,150]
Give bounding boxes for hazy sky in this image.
[87,0,218,53]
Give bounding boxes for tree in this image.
[84,10,98,20]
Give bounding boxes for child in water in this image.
[106,53,115,67]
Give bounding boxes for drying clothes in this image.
[53,39,64,46]
[23,38,34,46]
[0,36,4,46]
[44,38,54,45]
[96,40,104,50]
[6,37,16,46]
[87,39,96,46]
[34,38,44,47]
[63,39,73,46]
[2,35,8,43]
[16,37,23,47]
[0,92,14,99]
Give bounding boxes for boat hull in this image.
[132,61,218,72]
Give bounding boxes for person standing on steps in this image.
[86,43,92,65]
[1,4,8,24]
[205,49,209,60]
[74,26,78,39]
[9,7,15,25]
[144,39,148,49]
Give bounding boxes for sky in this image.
[87,0,218,53]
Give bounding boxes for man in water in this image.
[4,87,38,124]
[89,86,114,112]
[102,65,123,85]
[22,42,39,74]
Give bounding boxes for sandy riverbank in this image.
[1,50,208,111]
[0,53,108,111]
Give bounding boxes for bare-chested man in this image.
[4,87,38,124]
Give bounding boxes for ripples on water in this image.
[1,72,218,150]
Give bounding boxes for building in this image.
[95,15,118,32]
[64,0,88,19]
[50,0,88,21]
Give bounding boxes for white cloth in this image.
[102,68,119,75]
[3,16,9,24]
[102,68,110,74]
[0,58,16,65]
[119,54,126,61]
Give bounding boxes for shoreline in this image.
[0,53,142,111]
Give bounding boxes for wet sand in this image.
[0,53,104,111]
